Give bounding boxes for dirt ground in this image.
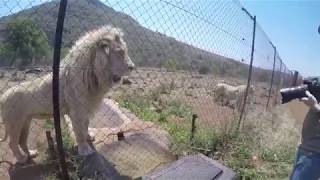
[112,68,272,127]
[242,102,301,159]
[287,100,309,126]
[0,120,52,179]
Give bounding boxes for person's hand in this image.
[300,91,320,111]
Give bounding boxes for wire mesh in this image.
[0,0,297,179]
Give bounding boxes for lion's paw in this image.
[28,149,39,158]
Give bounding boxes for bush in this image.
[163,58,179,71]
[256,71,270,82]
[0,43,15,66]
[1,17,50,67]
[198,65,210,74]
[117,93,192,153]
[211,62,226,76]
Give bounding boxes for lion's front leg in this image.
[69,111,94,156]
[19,117,38,160]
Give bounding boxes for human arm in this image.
[300,91,320,112]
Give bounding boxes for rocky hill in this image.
[0,0,258,79]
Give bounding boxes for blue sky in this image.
[1,0,319,77]
[240,0,320,77]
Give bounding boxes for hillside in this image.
[0,0,259,79]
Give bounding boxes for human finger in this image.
[305,91,312,97]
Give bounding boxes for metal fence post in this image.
[274,59,282,105]
[52,0,69,179]
[279,60,283,89]
[291,71,299,86]
[266,43,276,110]
[238,8,256,131]
[190,114,198,146]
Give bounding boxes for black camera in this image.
[280,77,320,104]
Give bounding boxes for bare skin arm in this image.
[300,91,320,112]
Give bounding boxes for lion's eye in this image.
[115,48,125,57]
[101,44,108,49]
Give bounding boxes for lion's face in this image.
[97,34,135,83]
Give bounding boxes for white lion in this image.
[0,25,135,163]
[214,82,254,111]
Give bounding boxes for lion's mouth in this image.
[112,75,122,83]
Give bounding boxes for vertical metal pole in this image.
[238,8,256,131]
[291,71,297,86]
[279,60,283,89]
[274,59,282,105]
[190,114,197,145]
[52,0,69,179]
[266,45,276,110]
[284,67,288,87]
[291,71,298,87]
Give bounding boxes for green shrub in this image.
[119,97,158,122]
[198,65,210,74]
[1,17,50,67]
[259,145,295,164]
[43,119,54,129]
[163,58,179,71]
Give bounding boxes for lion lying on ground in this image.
[0,25,135,163]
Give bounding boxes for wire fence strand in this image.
[0,0,301,179]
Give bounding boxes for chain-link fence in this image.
[0,0,300,179]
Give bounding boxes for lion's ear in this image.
[115,34,120,42]
[97,40,110,56]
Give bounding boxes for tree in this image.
[198,64,210,74]
[2,17,50,67]
[163,58,179,71]
[0,43,15,66]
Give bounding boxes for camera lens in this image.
[280,85,308,104]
